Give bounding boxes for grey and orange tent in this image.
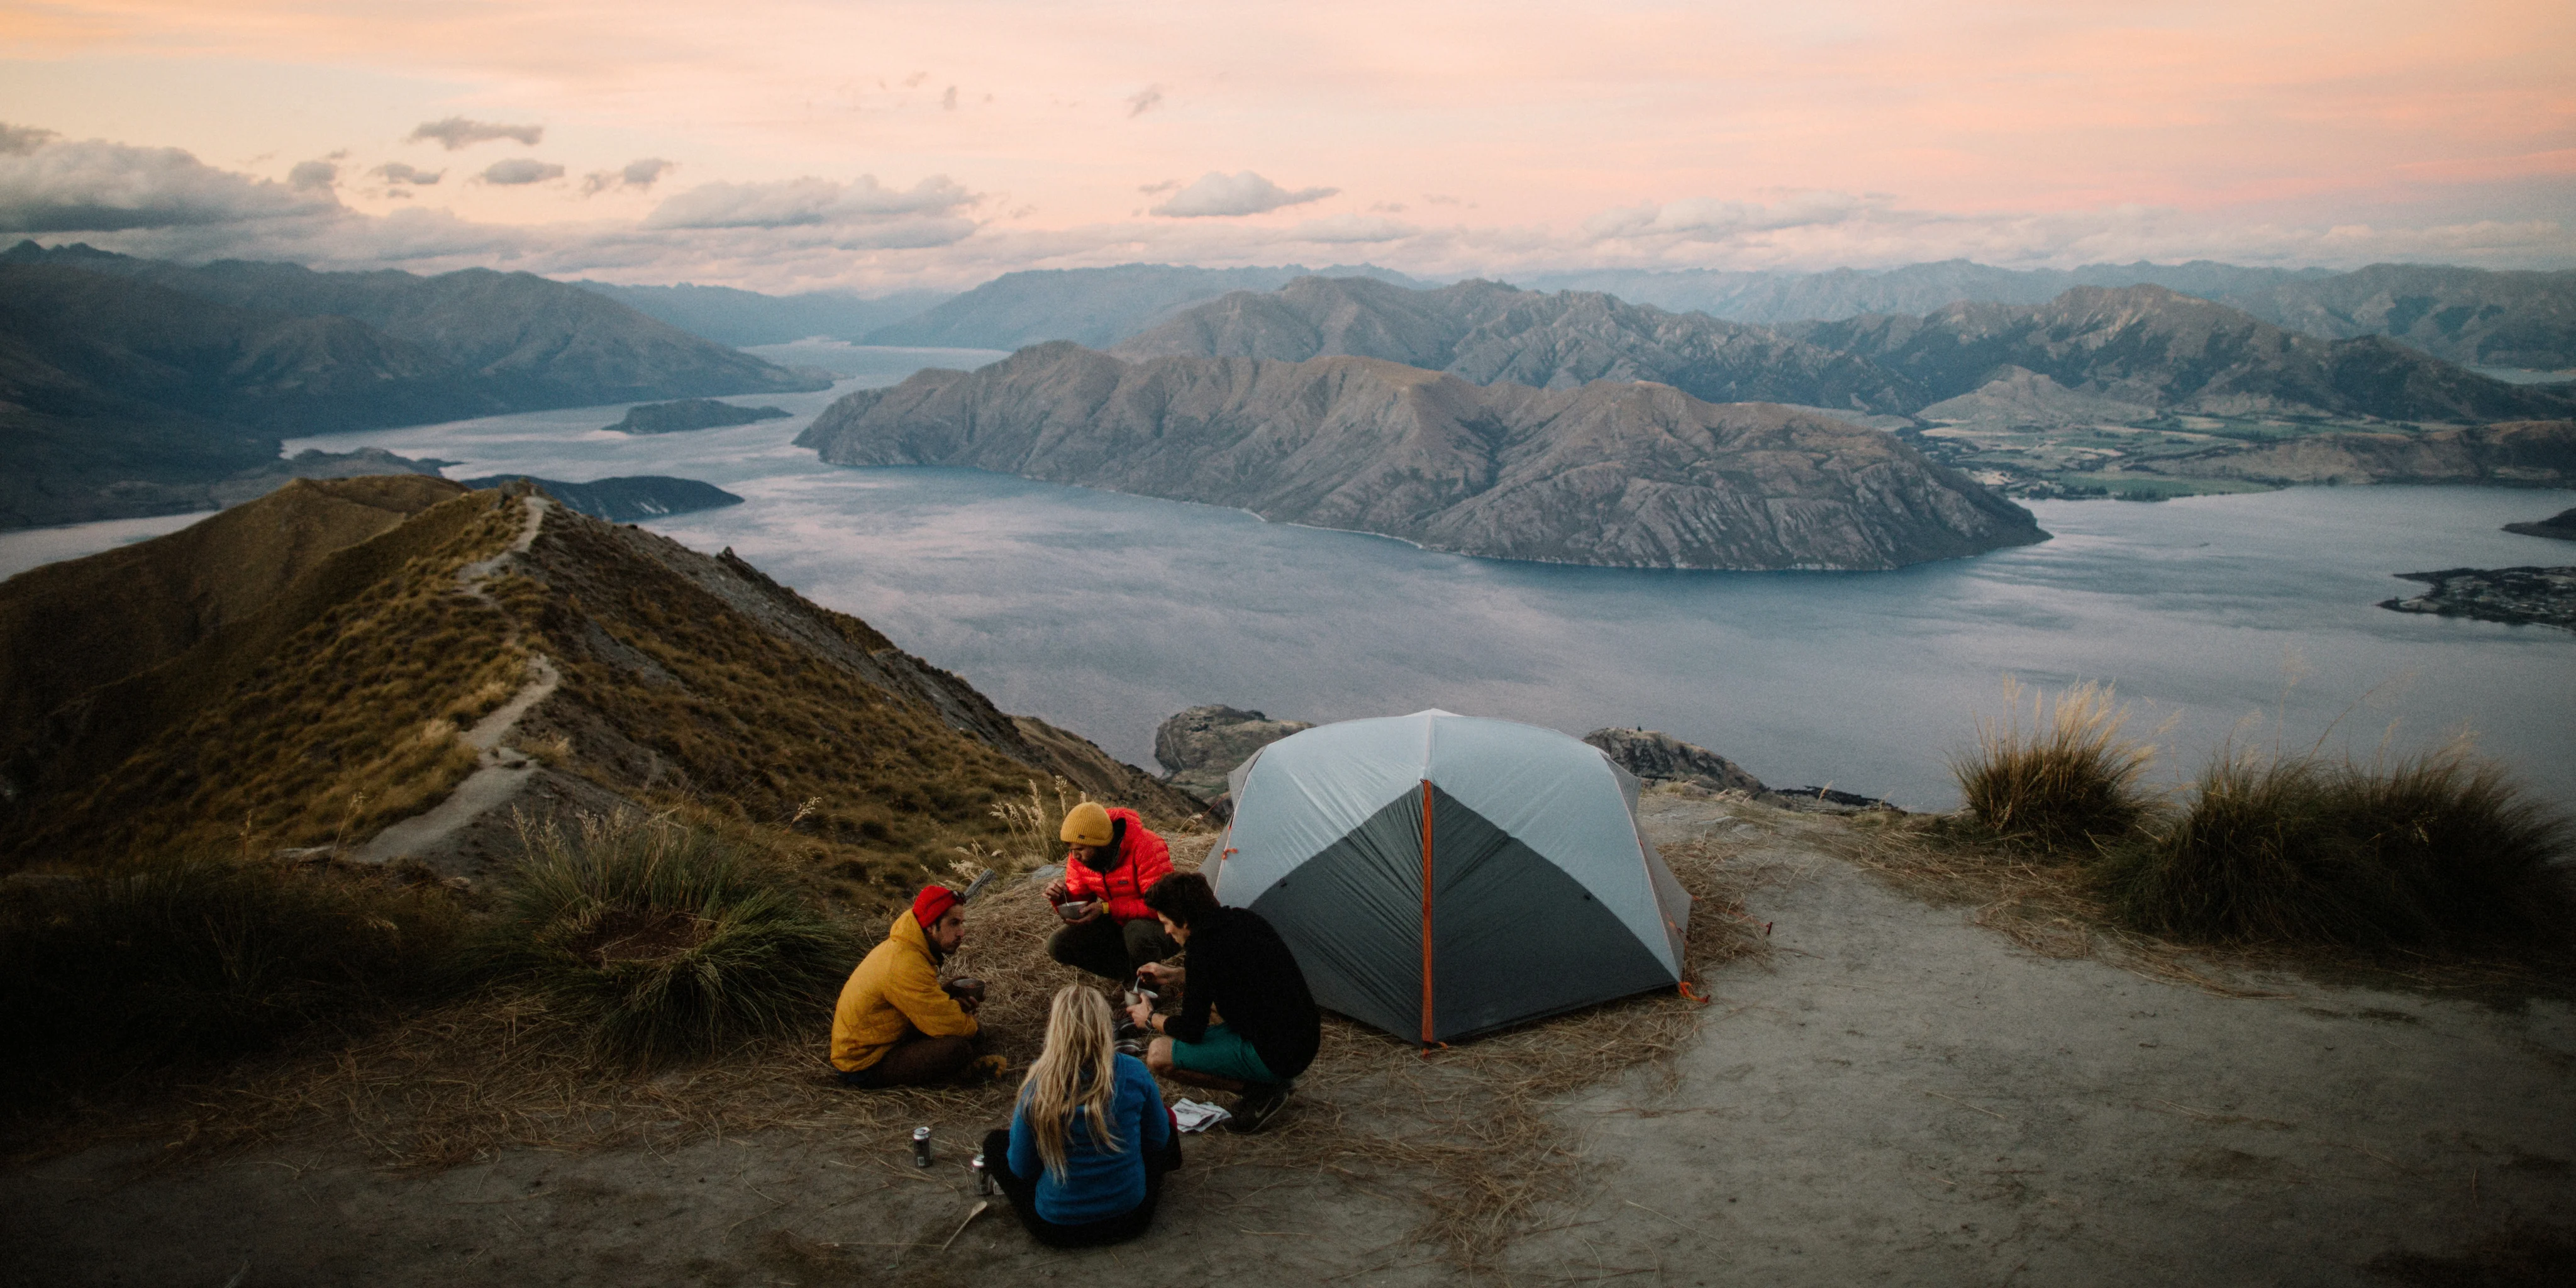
[1209,710,1692,1045]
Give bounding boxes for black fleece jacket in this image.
[1165,906,1320,1080]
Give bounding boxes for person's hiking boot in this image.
[963,1054,1010,1083]
[1223,1082,1291,1134]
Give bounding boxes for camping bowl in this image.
[1055,901,1092,923]
[943,976,987,1004]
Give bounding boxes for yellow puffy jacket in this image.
[830,908,979,1072]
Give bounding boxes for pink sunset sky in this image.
[1,0,2570,292]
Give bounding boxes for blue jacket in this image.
[1004,1053,1171,1224]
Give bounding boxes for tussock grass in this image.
[473,812,859,1066]
[1948,679,2159,852]
[0,855,464,1089]
[2102,742,2575,947]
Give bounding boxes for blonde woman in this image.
[981,985,1180,1247]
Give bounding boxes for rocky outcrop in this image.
[1113,276,1920,414]
[1155,706,1314,806]
[1581,728,1767,794]
[606,399,791,435]
[2503,508,2576,541]
[799,343,2046,571]
[2132,420,2575,487]
[2380,567,2576,633]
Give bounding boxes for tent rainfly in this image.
[1209,710,1691,1045]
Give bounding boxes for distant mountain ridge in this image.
[0,242,828,530]
[1112,275,1921,413]
[797,342,2045,571]
[1129,277,2573,426]
[860,262,1421,350]
[1780,286,2575,423]
[575,280,951,346]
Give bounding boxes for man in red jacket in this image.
[1043,801,1179,980]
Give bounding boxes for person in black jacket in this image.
[1126,871,1319,1134]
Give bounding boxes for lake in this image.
[8,344,2570,811]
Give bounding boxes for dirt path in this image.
[354,494,560,865]
[8,797,2570,1285]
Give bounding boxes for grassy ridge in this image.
[6,486,529,865]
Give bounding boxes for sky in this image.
[1,1,2571,293]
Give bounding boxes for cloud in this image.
[287,159,338,191]
[1151,170,1338,218]
[942,86,958,111]
[1138,179,1179,195]
[583,157,674,196]
[1287,213,1418,244]
[0,135,339,233]
[479,158,566,186]
[1126,86,1164,118]
[373,162,442,186]
[641,174,975,230]
[1582,192,1896,243]
[0,123,58,157]
[406,117,544,150]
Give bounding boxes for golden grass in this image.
[67,835,1772,1270]
[1824,797,2574,1003]
[1948,679,2160,853]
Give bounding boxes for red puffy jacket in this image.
[1062,808,1173,922]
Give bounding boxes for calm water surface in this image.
[9,346,2568,810]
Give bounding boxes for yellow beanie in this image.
[1060,801,1114,847]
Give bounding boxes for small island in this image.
[2503,508,2576,541]
[606,399,792,435]
[2380,565,2576,633]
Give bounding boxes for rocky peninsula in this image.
[797,343,2046,571]
[2504,507,2576,541]
[2380,565,2576,632]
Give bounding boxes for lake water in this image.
[8,345,2571,811]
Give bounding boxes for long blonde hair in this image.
[1019,985,1124,1180]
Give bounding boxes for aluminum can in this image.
[911,1125,933,1167]
[970,1151,992,1195]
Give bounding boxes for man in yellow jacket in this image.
[832,885,986,1087]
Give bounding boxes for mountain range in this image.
[1126,277,2575,426]
[575,280,949,347]
[797,341,2045,570]
[0,242,828,530]
[588,258,2576,372]
[857,262,1421,350]
[1110,276,1918,414]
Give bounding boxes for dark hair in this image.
[1143,871,1221,928]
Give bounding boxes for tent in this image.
[1210,710,1691,1044]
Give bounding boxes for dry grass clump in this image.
[1947,679,2159,853]
[0,854,466,1093]
[2100,741,2575,948]
[472,812,859,1066]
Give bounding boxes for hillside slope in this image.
[1113,275,1919,413]
[0,478,1196,880]
[798,343,2044,570]
[0,243,830,528]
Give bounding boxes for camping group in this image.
[827,711,1695,1249]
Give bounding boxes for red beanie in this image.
[912,885,961,929]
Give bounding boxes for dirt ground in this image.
[6,795,2572,1286]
